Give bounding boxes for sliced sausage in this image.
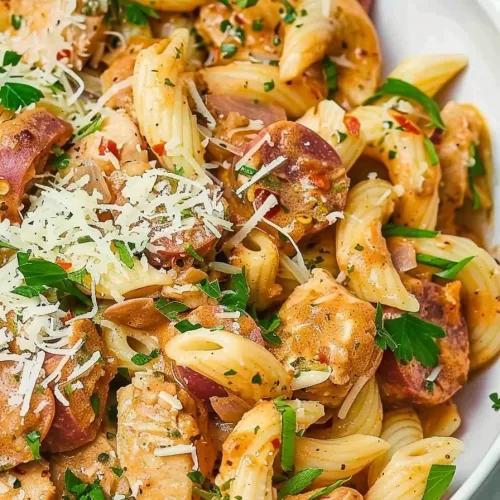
[0,109,72,223]
[234,121,348,242]
[0,362,55,470]
[377,280,469,406]
[42,320,117,453]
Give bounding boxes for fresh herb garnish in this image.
[468,143,486,210]
[90,393,100,417]
[124,1,159,25]
[422,464,456,500]
[251,373,262,384]
[423,137,439,166]
[3,51,21,67]
[274,397,296,473]
[489,392,500,411]
[259,314,282,345]
[279,0,297,23]
[64,468,106,499]
[238,165,258,177]
[308,478,351,500]
[52,145,70,170]
[322,56,338,100]
[75,114,104,141]
[416,254,474,280]
[221,43,238,59]
[382,223,439,238]
[384,313,445,367]
[164,78,175,87]
[365,78,446,130]
[12,285,44,298]
[252,19,264,31]
[0,239,19,250]
[196,279,222,299]
[374,303,398,351]
[11,15,23,30]
[131,349,160,366]
[264,80,275,92]
[155,298,189,321]
[175,319,202,333]
[111,467,124,477]
[220,270,250,311]
[184,243,204,263]
[113,240,134,269]
[236,0,259,6]
[0,83,43,111]
[277,468,324,499]
[26,430,41,460]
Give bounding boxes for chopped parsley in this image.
[279,0,297,23]
[251,373,262,384]
[124,1,159,25]
[90,393,100,417]
[0,83,43,111]
[274,397,296,473]
[221,43,238,59]
[155,298,189,321]
[259,314,282,345]
[131,349,160,366]
[175,319,202,333]
[11,15,23,30]
[264,80,275,92]
[196,279,222,299]
[164,78,175,87]
[26,430,41,460]
[184,243,204,263]
[220,270,250,311]
[64,469,106,499]
[423,137,439,165]
[113,240,134,269]
[238,165,258,177]
[422,464,456,500]
[3,51,21,67]
[236,0,259,6]
[252,19,264,31]
[277,468,324,499]
[322,56,338,99]
[489,392,500,411]
[468,143,486,210]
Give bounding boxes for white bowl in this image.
[372,0,500,497]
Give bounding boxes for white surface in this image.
[372,0,500,498]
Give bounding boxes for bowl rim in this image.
[451,3,500,499]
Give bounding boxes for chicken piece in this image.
[234,121,348,243]
[285,487,364,500]
[0,460,55,500]
[271,268,381,407]
[0,109,72,223]
[0,362,55,471]
[66,109,149,177]
[377,279,469,406]
[116,372,202,500]
[42,320,117,453]
[101,38,158,121]
[50,433,125,498]
[436,102,484,234]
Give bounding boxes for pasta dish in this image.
[0,0,497,499]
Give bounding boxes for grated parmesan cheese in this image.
[235,133,272,171]
[153,444,199,470]
[235,156,287,195]
[159,391,183,411]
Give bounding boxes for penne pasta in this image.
[336,179,420,311]
[418,400,462,438]
[133,0,211,11]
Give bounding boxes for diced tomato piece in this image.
[98,137,121,159]
[152,143,166,156]
[393,113,421,135]
[56,259,72,271]
[271,438,281,449]
[254,188,280,219]
[309,172,330,191]
[57,49,71,61]
[61,311,75,324]
[343,115,361,136]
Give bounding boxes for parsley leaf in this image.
[155,298,189,320]
[221,43,238,59]
[489,392,500,411]
[384,313,445,367]
[90,393,100,417]
[113,240,134,269]
[259,314,282,345]
[184,243,204,264]
[196,279,222,299]
[124,1,159,25]
[131,349,160,366]
[423,137,439,166]
[382,224,439,238]
[0,239,18,250]
[12,284,44,298]
[277,468,324,499]
[3,51,21,67]
[26,430,41,460]
[468,143,486,210]
[237,0,259,6]
[322,56,338,100]
[18,257,68,286]
[308,478,351,500]
[175,319,202,333]
[64,468,106,499]
[422,464,456,500]
[11,15,23,30]
[279,0,297,23]
[374,303,398,352]
[75,114,104,141]
[220,270,250,311]
[365,78,446,130]
[0,83,43,111]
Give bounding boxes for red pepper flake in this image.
[309,173,330,191]
[57,49,71,61]
[393,113,421,135]
[152,143,166,156]
[98,137,121,159]
[343,115,360,136]
[56,259,72,271]
[61,311,75,324]
[254,188,280,219]
[271,438,281,449]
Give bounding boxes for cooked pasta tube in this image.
[406,234,500,370]
[351,106,441,229]
[328,0,382,107]
[200,62,321,118]
[229,229,282,311]
[133,0,211,11]
[418,400,461,438]
[280,0,335,81]
[367,408,423,487]
[365,437,464,500]
[308,377,382,439]
[295,435,390,486]
[387,54,468,97]
[336,179,420,311]
[133,29,207,179]
[297,100,366,170]
[287,400,326,432]
[165,329,292,402]
[216,401,281,499]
